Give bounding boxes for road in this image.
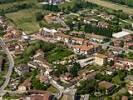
[86,0,133,15]
[0,38,14,96]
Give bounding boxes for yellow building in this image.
[95,53,107,66]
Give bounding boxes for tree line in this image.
[42,0,98,13]
[0,3,33,15]
[107,0,133,7]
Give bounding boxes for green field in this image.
[0,0,43,33]
[6,8,40,33]
[86,0,133,15]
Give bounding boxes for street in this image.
[0,38,14,96]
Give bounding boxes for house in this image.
[18,79,31,92]
[56,33,87,45]
[88,34,108,43]
[121,96,128,100]
[118,59,133,70]
[44,13,58,24]
[33,55,51,70]
[21,92,54,100]
[125,75,133,95]
[41,0,65,5]
[71,37,85,45]
[37,70,49,84]
[72,45,94,55]
[70,31,85,37]
[94,53,107,66]
[98,81,115,94]
[39,27,57,38]
[72,43,101,55]
[60,72,72,83]
[97,21,109,28]
[83,72,96,80]
[56,33,71,43]
[15,64,30,76]
[28,61,40,69]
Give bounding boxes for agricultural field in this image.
[86,0,133,15]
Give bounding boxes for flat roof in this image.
[112,31,130,38]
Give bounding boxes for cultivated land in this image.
[86,0,133,15]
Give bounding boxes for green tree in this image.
[77,79,97,95]
[32,79,49,90]
[35,12,43,21]
[70,62,81,77]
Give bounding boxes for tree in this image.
[35,12,43,21]
[53,64,68,77]
[70,62,81,77]
[32,79,49,90]
[77,79,97,95]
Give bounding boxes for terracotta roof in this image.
[22,92,53,100]
[73,45,94,51]
[30,94,51,100]
[57,33,71,38]
[72,37,85,42]
[98,81,114,89]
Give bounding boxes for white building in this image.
[39,27,57,37]
[112,31,130,39]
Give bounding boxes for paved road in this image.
[86,0,133,15]
[0,38,14,96]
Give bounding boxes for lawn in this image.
[112,75,122,85]
[47,47,73,63]
[6,8,41,33]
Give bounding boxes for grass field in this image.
[0,0,41,33]
[6,8,40,33]
[86,0,133,15]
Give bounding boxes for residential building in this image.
[88,34,107,43]
[28,61,40,69]
[94,53,107,66]
[56,33,71,43]
[98,81,115,94]
[44,13,58,23]
[125,75,133,95]
[18,79,31,92]
[71,37,85,45]
[15,64,30,76]
[39,27,57,38]
[72,45,94,55]
[121,96,128,100]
